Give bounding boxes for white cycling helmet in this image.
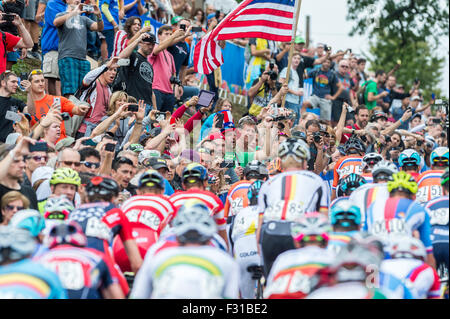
[363,153,383,165]
[372,160,399,182]
[386,234,427,261]
[171,199,217,244]
[44,196,74,220]
[278,137,311,162]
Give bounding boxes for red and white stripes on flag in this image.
[194,0,297,75]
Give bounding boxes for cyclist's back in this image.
[224,180,252,218]
[332,155,363,192]
[416,169,445,203]
[349,182,389,227]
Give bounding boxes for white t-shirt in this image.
[279,67,300,104]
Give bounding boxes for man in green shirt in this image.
[362,70,389,110]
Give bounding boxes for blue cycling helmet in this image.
[430,147,449,167]
[398,149,421,168]
[182,163,208,184]
[9,209,46,237]
[247,180,264,206]
[338,173,366,197]
[330,199,362,228]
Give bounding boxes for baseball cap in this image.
[5,133,20,146]
[411,95,422,101]
[55,137,75,151]
[138,150,161,165]
[295,36,305,44]
[146,157,169,170]
[31,166,53,187]
[370,111,388,122]
[209,132,224,141]
[141,33,156,43]
[171,16,184,25]
[317,43,325,48]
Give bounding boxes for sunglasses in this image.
[27,155,48,162]
[61,160,81,167]
[81,161,101,169]
[28,69,43,80]
[340,65,349,68]
[5,205,24,211]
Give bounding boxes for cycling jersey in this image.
[0,259,67,299]
[257,170,329,222]
[229,205,260,299]
[349,183,390,228]
[264,246,333,299]
[332,156,363,190]
[416,170,445,203]
[378,271,414,299]
[365,197,433,253]
[327,231,359,256]
[307,281,386,299]
[169,189,226,231]
[130,246,240,299]
[120,194,176,234]
[34,244,117,299]
[361,172,373,184]
[380,258,441,299]
[224,180,252,218]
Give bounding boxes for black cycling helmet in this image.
[243,160,269,180]
[337,173,366,197]
[343,137,365,155]
[86,176,120,198]
[138,169,165,189]
[247,180,264,206]
[182,163,208,184]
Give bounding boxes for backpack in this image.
[357,81,369,105]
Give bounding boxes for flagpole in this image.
[280,0,303,109]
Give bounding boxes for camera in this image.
[82,5,94,12]
[170,76,182,86]
[313,132,322,143]
[1,13,15,22]
[180,24,186,31]
[215,10,220,20]
[384,135,391,143]
[61,112,70,121]
[267,60,278,81]
[323,44,331,52]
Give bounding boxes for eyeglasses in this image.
[5,205,24,211]
[81,161,101,169]
[27,155,48,162]
[61,160,81,167]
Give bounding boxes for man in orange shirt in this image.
[25,70,89,141]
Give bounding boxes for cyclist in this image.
[130,201,240,299]
[416,147,449,203]
[68,176,143,296]
[335,173,366,198]
[224,160,269,220]
[398,149,422,182]
[381,234,441,299]
[307,238,386,299]
[424,169,449,287]
[365,171,436,268]
[169,163,228,246]
[9,209,47,257]
[41,196,74,245]
[361,152,384,183]
[38,168,81,214]
[114,170,176,273]
[264,212,333,299]
[331,136,366,200]
[228,180,264,299]
[327,199,362,256]
[35,221,125,299]
[349,161,397,227]
[0,226,67,299]
[256,138,329,276]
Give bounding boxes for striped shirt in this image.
[332,156,363,189]
[416,170,445,203]
[224,180,252,218]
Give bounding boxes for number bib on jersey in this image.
[230,198,244,217]
[338,165,362,179]
[429,207,449,226]
[370,218,409,236]
[264,200,305,222]
[125,209,162,232]
[265,270,315,299]
[85,217,113,242]
[44,261,85,290]
[416,186,442,203]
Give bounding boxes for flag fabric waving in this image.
[194,0,297,75]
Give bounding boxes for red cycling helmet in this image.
[47,221,87,249]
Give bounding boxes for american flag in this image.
[194,0,297,75]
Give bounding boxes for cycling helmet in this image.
[387,171,418,194]
[398,149,421,168]
[370,111,388,123]
[243,160,269,180]
[43,196,74,220]
[247,180,264,206]
[171,199,217,244]
[430,147,449,167]
[49,167,81,186]
[343,137,365,155]
[138,169,165,189]
[9,209,46,237]
[291,212,331,245]
[442,168,449,188]
[47,221,87,249]
[350,232,385,259]
[338,173,366,196]
[386,234,426,261]
[330,199,362,228]
[278,138,311,162]
[362,153,383,168]
[0,226,37,263]
[372,160,399,182]
[182,163,208,184]
[85,176,120,198]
